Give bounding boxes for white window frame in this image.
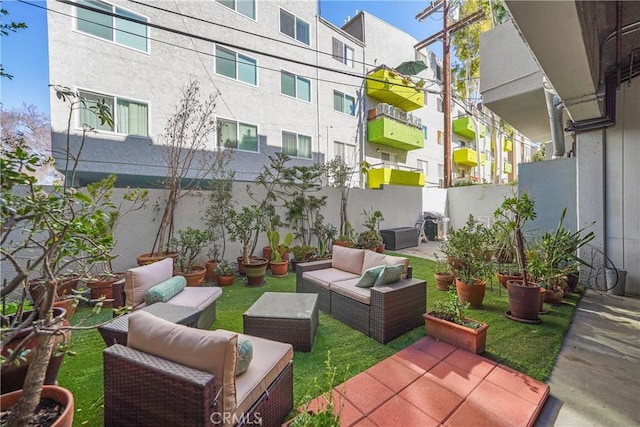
[417,159,428,176]
[332,38,355,68]
[282,130,312,159]
[215,0,256,20]
[216,117,259,153]
[214,45,258,86]
[280,70,311,102]
[279,8,310,46]
[381,151,398,166]
[74,0,149,53]
[334,141,356,164]
[76,88,150,137]
[333,90,355,116]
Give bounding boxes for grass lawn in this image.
[59,253,581,426]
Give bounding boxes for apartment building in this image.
[47,0,525,189]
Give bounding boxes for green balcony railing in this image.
[452,116,486,140]
[366,69,424,112]
[367,117,424,151]
[366,167,425,189]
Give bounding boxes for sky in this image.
[0,0,445,115]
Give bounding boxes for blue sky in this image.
[0,0,444,115]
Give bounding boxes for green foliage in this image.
[290,244,315,262]
[213,260,235,277]
[313,221,337,259]
[357,230,383,249]
[431,288,481,329]
[440,215,493,282]
[324,156,356,236]
[169,227,211,273]
[226,205,267,264]
[532,143,546,162]
[267,229,293,262]
[361,208,384,232]
[203,147,235,262]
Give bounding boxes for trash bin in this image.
[423,213,439,242]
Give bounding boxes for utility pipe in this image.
[543,79,565,158]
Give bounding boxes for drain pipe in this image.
[543,79,565,158]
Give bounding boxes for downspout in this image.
[543,79,565,158]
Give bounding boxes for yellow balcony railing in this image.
[366,167,425,189]
[453,148,478,167]
[452,116,486,140]
[504,161,513,173]
[366,69,424,112]
[367,117,424,151]
[504,138,513,152]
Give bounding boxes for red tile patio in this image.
[296,336,549,426]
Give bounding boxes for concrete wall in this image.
[519,158,577,236]
[446,184,516,230]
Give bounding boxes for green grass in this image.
[59,254,581,426]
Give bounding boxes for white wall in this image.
[445,184,516,230]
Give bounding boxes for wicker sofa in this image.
[296,245,426,343]
[111,257,222,329]
[103,311,293,427]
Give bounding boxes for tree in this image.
[324,156,356,237]
[202,147,235,261]
[150,80,220,256]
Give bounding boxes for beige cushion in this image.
[362,251,410,279]
[330,278,372,305]
[127,311,237,415]
[234,332,293,418]
[331,245,365,275]
[125,258,174,307]
[167,286,222,311]
[303,268,360,289]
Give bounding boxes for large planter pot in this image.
[455,278,486,309]
[332,239,351,248]
[0,385,74,427]
[205,260,217,283]
[174,265,206,287]
[434,272,454,291]
[506,280,541,323]
[242,258,268,287]
[136,251,178,267]
[85,273,124,307]
[423,312,489,354]
[376,243,385,253]
[28,275,79,305]
[496,271,524,288]
[1,308,71,394]
[216,275,234,287]
[544,288,565,305]
[270,260,289,277]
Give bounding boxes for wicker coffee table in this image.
[243,292,318,352]
[98,302,201,346]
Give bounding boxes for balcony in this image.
[452,116,486,140]
[503,138,513,152]
[504,161,513,173]
[367,117,424,151]
[366,68,424,112]
[366,166,425,189]
[453,148,478,167]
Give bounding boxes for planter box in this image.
[423,312,488,354]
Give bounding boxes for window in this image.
[417,159,428,176]
[334,141,356,164]
[381,151,398,165]
[78,90,148,136]
[76,0,148,52]
[333,91,355,115]
[437,130,443,145]
[281,71,310,101]
[216,0,255,19]
[422,125,429,140]
[332,38,354,67]
[435,64,443,82]
[215,46,257,85]
[217,118,258,152]
[280,9,309,45]
[282,131,311,159]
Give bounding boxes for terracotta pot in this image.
[455,278,486,308]
[216,275,234,287]
[136,251,178,266]
[205,260,217,283]
[423,312,489,354]
[434,272,454,291]
[496,271,524,288]
[506,280,541,322]
[332,240,351,248]
[270,260,289,277]
[0,385,74,427]
[86,274,124,307]
[565,273,579,292]
[539,287,546,312]
[53,298,77,319]
[174,266,206,287]
[28,275,79,305]
[243,258,268,287]
[544,288,564,305]
[1,308,71,394]
[376,243,385,253]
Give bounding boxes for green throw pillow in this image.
[236,337,253,376]
[356,265,385,288]
[144,276,187,305]
[374,264,404,286]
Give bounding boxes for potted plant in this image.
[213,260,235,287]
[493,193,540,323]
[433,254,454,291]
[356,230,383,251]
[1,138,115,425]
[361,208,385,252]
[312,221,337,260]
[169,227,210,286]
[226,205,268,286]
[323,156,356,242]
[290,244,316,273]
[267,229,293,277]
[332,221,356,248]
[423,289,489,354]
